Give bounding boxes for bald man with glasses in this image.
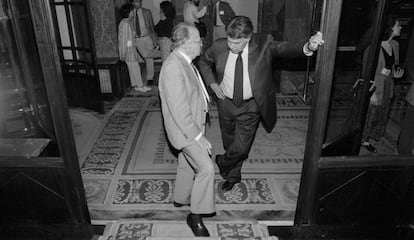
[159,23,214,237]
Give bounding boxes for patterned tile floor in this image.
[73,86,402,224]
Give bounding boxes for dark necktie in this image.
[233,52,243,106]
[191,63,211,124]
[191,63,207,99]
[135,10,141,37]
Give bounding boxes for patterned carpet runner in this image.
[73,90,399,223]
[79,95,306,221]
[98,219,278,240]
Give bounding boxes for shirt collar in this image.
[244,42,249,53]
[230,42,249,56]
[178,50,192,64]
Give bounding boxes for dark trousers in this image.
[217,97,260,182]
[398,103,414,155]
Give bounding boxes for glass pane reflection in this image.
[0,0,54,157]
[322,0,414,157]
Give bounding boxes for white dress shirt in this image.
[221,43,253,100]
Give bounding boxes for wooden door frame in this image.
[0,0,92,237]
[49,0,104,113]
[31,0,91,226]
[294,0,344,224]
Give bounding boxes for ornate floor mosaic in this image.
[125,110,306,175]
[80,97,303,221]
[84,172,299,220]
[100,220,276,240]
[81,97,306,176]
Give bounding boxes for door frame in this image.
[0,0,92,237]
[49,0,104,113]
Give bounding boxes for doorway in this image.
[49,0,104,113]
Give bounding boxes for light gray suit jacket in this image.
[159,50,208,150]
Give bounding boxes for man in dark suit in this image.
[130,0,158,84]
[199,16,324,191]
[211,0,235,40]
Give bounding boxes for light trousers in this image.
[174,141,215,214]
[134,35,155,80]
[125,61,144,88]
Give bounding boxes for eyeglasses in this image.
[189,40,203,45]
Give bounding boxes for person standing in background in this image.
[361,16,404,153]
[398,81,414,155]
[130,0,158,85]
[159,22,215,237]
[118,3,151,92]
[183,0,207,25]
[211,0,235,41]
[155,1,176,61]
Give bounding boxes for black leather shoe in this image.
[362,142,377,153]
[365,144,377,153]
[173,201,190,207]
[221,180,236,192]
[215,155,229,179]
[186,213,210,237]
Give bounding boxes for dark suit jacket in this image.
[131,8,157,42]
[199,34,306,132]
[214,1,235,26]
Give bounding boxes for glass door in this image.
[289,0,414,238]
[0,0,92,238]
[1,0,54,153]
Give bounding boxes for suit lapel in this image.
[248,38,259,85]
[217,48,230,77]
[248,38,258,62]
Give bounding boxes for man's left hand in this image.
[308,31,324,51]
[196,135,212,156]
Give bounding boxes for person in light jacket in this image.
[118,3,151,92]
